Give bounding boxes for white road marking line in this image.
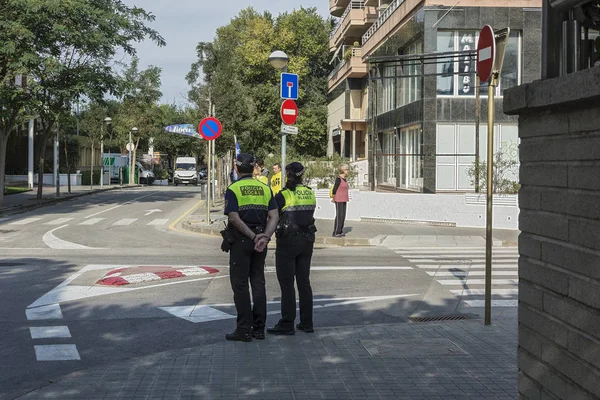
[9,217,42,225]
[395,249,518,255]
[427,271,518,277]
[437,278,518,285]
[391,247,518,252]
[416,264,518,269]
[84,191,157,219]
[162,294,421,323]
[34,344,80,361]
[113,218,137,226]
[78,218,105,225]
[148,219,169,226]
[26,304,63,320]
[30,326,71,339]
[311,266,413,270]
[407,258,518,263]
[42,225,93,250]
[465,299,518,307]
[44,217,74,225]
[404,254,518,259]
[452,289,519,296]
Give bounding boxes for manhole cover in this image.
[409,314,472,323]
[361,338,468,358]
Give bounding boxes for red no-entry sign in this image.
[477,25,496,83]
[280,99,298,125]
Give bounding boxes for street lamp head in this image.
[104,117,112,125]
[131,127,138,133]
[268,50,289,69]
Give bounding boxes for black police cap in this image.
[236,153,255,169]
[286,162,305,177]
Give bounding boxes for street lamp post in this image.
[129,127,138,185]
[100,117,112,189]
[268,50,290,170]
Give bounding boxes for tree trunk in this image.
[131,138,140,184]
[0,133,9,208]
[64,135,71,194]
[35,124,52,200]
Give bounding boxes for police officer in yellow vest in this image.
[267,162,317,335]
[270,163,282,195]
[223,153,279,342]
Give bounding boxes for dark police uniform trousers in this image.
[275,232,314,328]
[229,233,267,332]
[224,176,274,333]
[274,185,317,329]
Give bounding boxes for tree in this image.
[1,0,165,203]
[187,7,330,159]
[112,58,163,183]
[466,149,520,194]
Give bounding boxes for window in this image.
[436,30,521,97]
[398,41,423,106]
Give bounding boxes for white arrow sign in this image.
[145,209,162,216]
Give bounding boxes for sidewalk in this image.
[0,184,139,216]
[182,200,520,248]
[17,312,518,399]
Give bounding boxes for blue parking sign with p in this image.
[281,73,299,100]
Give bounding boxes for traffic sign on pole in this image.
[281,99,298,125]
[281,73,299,100]
[476,25,496,83]
[198,117,222,141]
[281,124,298,135]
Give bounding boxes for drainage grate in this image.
[409,314,472,323]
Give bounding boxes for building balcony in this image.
[330,1,378,52]
[361,0,422,56]
[330,0,350,17]
[328,47,368,91]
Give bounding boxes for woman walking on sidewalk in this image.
[332,164,349,237]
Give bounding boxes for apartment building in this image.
[327,0,543,192]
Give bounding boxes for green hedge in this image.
[81,169,101,185]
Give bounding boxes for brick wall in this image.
[505,67,600,400]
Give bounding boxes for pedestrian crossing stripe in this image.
[452,288,518,296]
[148,219,169,226]
[44,217,74,225]
[464,300,518,307]
[437,278,518,286]
[112,218,137,226]
[416,264,517,269]
[9,217,43,225]
[426,270,518,277]
[79,218,105,225]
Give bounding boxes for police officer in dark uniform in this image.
[223,153,279,342]
[267,162,317,335]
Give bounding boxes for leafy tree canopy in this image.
[187,7,330,159]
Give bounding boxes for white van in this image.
[174,157,198,186]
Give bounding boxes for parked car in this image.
[136,162,155,185]
[198,168,207,179]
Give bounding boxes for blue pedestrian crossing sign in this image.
[281,72,299,100]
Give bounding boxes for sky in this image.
[121,0,330,106]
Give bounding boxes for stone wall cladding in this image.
[505,66,600,400]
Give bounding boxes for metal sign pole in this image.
[484,28,509,326]
[485,75,496,326]
[206,141,211,225]
[282,65,288,170]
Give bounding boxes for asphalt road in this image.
[0,186,518,399]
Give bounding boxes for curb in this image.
[180,220,374,247]
[0,185,142,217]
